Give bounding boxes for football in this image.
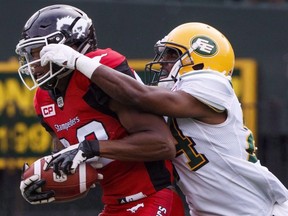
[23,156,100,202]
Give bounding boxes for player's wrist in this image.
[75,55,102,79]
[80,140,100,157]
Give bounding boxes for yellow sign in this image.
[233,59,257,141]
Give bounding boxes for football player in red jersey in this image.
[15,4,185,215]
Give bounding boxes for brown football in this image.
[23,156,99,202]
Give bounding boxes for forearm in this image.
[93,65,145,106]
[98,132,176,161]
[50,132,65,153]
[76,55,149,107]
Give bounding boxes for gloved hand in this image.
[20,163,55,204]
[40,44,82,69]
[40,43,105,79]
[43,140,101,175]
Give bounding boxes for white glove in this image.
[40,44,104,78]
[40,44,82,69]
[20,163,55,204]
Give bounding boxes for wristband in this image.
[75,55,102,79]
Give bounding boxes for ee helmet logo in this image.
[191,36,218,56]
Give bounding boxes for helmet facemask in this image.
[15,32,69,90]
[145,40,193,89]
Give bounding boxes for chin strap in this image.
[56,68,73,79]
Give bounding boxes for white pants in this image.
[272,200,288,216]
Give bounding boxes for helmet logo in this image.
[191,36,217,56]
[56,16,89,39]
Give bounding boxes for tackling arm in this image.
[92,65,220,119]
[92,65,227,123]
[40,44,226,120]
[90,64,194,117]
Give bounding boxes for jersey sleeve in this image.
[177,70,235,111]
[33,89,42,116]
[80,48,142,110]
[87,48,137,79]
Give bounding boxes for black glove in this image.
[20,163,55,204]
[50,148,78,176]
[44,140,100,175]
[78,140,100,159]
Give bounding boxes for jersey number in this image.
[59,121,108,147]
[169,118,208,171]
[245,126,258,163]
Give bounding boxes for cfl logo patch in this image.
[41,104,56,118]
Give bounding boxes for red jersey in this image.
[34,48,173,205]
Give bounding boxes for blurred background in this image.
[1,0,288,215]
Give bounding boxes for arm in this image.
[40,44,226,122]
[49,131,65,153]
[91,65,224,122]
[98,99,176,161]
[90,65,197,117]
[37,114,65,153]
